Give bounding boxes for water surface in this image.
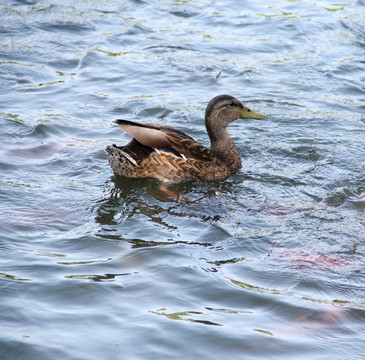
[1,0,364,359]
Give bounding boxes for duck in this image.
[105,95,267,184]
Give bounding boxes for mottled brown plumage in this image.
[105,95,267,183]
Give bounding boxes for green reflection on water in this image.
[0,112,24,122]
[57,258,110,265]
[253,328,274,336]
[229,278,281,295]
[65,272,133,281]
[94,47,143,57]
[25,80,65,88]
[151,308,222,326]
[209,257,250,266]
[0,272,31,281]
[323,5,348,12]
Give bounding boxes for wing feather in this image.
[115,120,172,149]
[114,119,214,161]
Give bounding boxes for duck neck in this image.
[208,127,242,172]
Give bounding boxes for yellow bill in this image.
[240,106,267,120]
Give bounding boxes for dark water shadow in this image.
[95,174,240,225]
[93,175,241,249]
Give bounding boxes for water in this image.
[1,0,364,359]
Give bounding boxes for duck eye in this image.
[228,101,235,107]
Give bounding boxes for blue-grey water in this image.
[1,0,364,359]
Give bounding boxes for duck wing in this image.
[164,132,216,161]
[115,119,215,161]
[115,119,183,149]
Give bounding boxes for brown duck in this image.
[106,95,267,184]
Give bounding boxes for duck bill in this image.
[240,107,267,120]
